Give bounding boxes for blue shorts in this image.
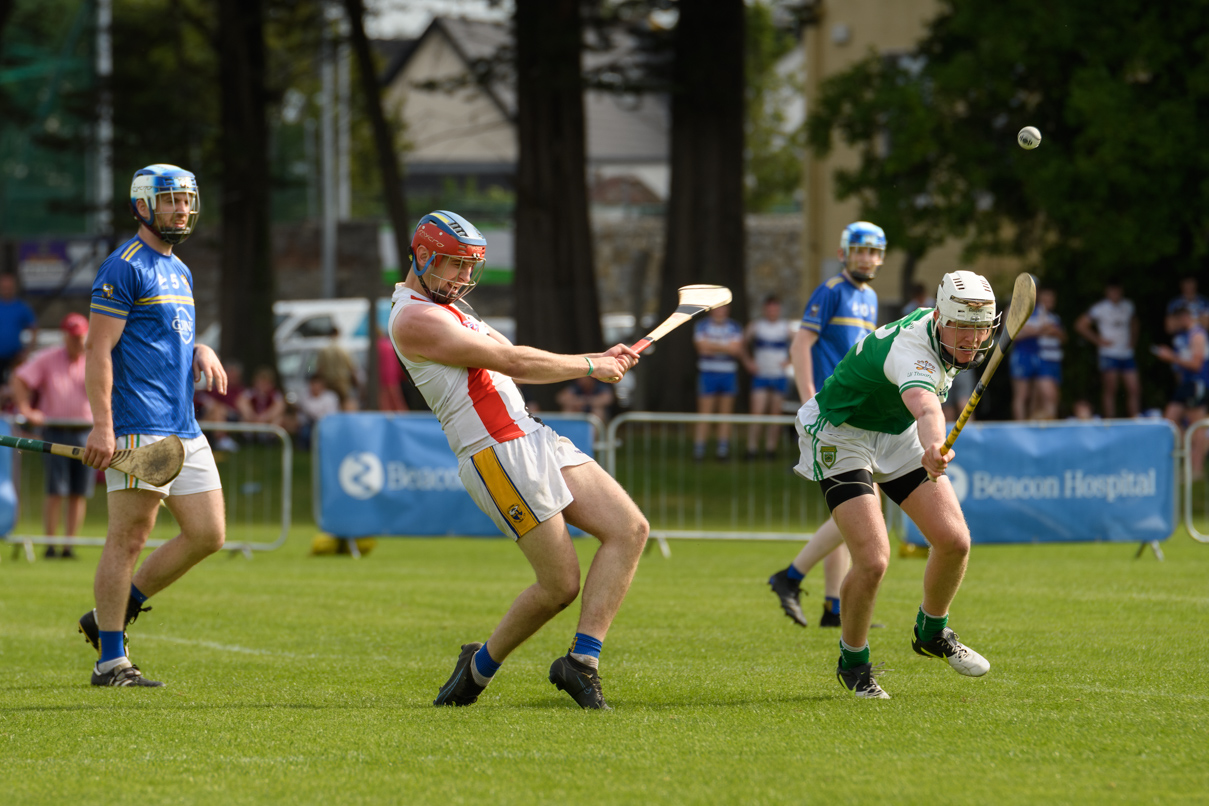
[42,427,95,498]
[751,376,788,394]
[1172,379,1207,409]
[1036,359,1062,383]
[1010,350,1040,380]
[1099,355,1136,373]
[698,371,738,397]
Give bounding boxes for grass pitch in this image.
[1,531,1207,805]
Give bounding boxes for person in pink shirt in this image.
[11,313,95,559]
[376,333,408,412]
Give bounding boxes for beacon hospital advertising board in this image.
[315,413,594,538]
[904,420,1177,545]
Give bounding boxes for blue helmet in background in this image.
[130,164,200,245]
[839,221,886,282]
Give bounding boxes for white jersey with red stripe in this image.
[388,285,540,462]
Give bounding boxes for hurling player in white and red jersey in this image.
[389,210,648,710]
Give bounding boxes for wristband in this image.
[585,357,594,377]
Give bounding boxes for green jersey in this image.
[811,307,961,435]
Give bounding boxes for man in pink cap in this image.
[11,312,95,559]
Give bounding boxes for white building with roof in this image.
[380,17,670,204]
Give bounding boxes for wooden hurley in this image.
[632,284,734,354]
[0,433,185,487]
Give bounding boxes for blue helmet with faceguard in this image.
[839,221,886,282]
[409,210,487,305]
[129,164,200,245]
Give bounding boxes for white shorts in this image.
[105,434,222,498]
[459,426,594,540]
[794,399,923,483]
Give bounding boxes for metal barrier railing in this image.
[2,417,291,561]
[604,412,855,556]
[1183,417,1209,543]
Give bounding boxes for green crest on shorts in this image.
[820,445,836,468]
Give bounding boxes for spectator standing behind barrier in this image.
[0,273,38,383]
[1154,303,1209,480]
[236,365,286,432]
[556,375,614,422]
[768,221,882,630]
[692,303,744,462]
[294,373,340,449]
[1166,275,1209,333]
[1010,287,1065,421]
[1076,278,1140,418]
[195,360,243,453]
[742,294,792,461]
[317,326,360,411]
[10,313,94,559]
[376,333,408,412]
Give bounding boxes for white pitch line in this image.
[140,634,322,659]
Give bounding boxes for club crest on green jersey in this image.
[820,446,837,468]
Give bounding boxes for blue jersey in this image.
[91,236,202,439]
[1172,325,1209,386]
[800,273,878,390]
[1037,310,1063,364]
[694,317,743,374]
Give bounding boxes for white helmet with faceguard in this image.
[935,270,1000,370]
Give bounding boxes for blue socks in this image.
[824,596,841,615]
[785,564,805,582]
[471,644,500,687]
[130,584,148,605]
[99,631,125,664]
[570,632,603,669]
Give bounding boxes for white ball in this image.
[1018,126,1042,150]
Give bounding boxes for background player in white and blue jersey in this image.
[742,294,792,460]
[1155,302,1209,479]
[768,221,882,629]
[78,164,229,688]
[1076,278,1140,418]
[1165,275,1209,333]
[693,304,744,461]
[1009,287,1064,421]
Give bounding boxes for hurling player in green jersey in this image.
[794,271,998,698]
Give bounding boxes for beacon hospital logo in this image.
[339,452,385,500]
[338,451,466,500]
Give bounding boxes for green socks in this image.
[839,639,870,670]
[916,607,949,642]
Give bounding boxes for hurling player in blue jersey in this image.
[77,164,228,687]
[768,222,883,629]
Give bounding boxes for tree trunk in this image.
[648,0,747,412]
[513,0,601,412]
[216,0,275,376]
[342,0,409,265]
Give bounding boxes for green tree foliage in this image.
[744,1,801,213]
[806,0,1209,410]
[0,0,95,235]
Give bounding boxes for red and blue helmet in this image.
[409,210,487,305]
[129,164,200,245]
